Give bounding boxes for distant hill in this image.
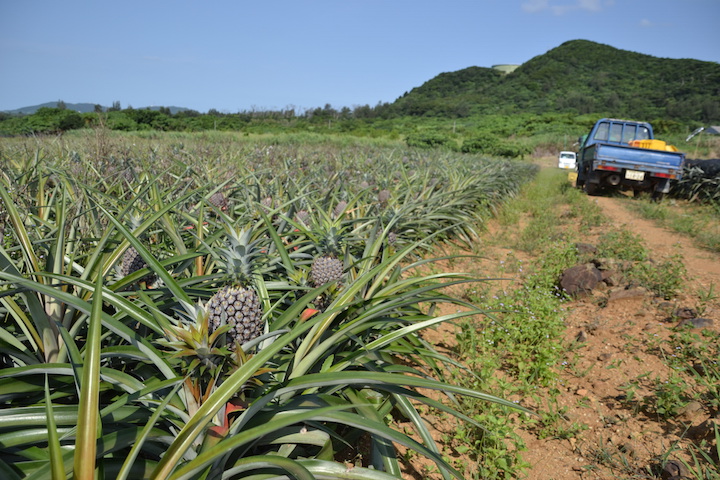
[3,102,189,115]
[390,39,720,123]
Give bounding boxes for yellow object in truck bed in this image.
[628,139,678,152]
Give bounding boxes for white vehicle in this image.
[558,151,577,169]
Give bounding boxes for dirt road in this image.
[592,195,720,289]
[521,193,720,480]
[403,186,720,480]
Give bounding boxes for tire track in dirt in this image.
[590,195,720,291]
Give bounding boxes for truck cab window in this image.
[638,127,650,140]
[594,122,609,141]
[609,123,623,142]
[622,125,637,143]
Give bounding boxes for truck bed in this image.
[587,142,685,179]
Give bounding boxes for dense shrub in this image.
[461,133,531,159]
[405,131,454,149]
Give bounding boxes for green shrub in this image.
[405,131,454,149]
[461,133,530,158]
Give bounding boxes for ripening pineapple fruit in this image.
[387,230,398,246]
[121,246,146,277]
[119,214,152,283]
[295,209,310,228]
[377,189,391,207]
[0,203,6,244]
[332,200,347,219]
[209,191,229,211]
[207,228,265,351]
[310,255,344,287]
[310,226,345,288]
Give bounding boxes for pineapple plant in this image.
[207,228,266,351]
[163,300,269,422]
[308,225,347,311]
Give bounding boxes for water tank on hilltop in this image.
[492,64,520,74]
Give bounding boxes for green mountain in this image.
[3,102,189,115]
[389,39,720,123]
[4,102,101,115]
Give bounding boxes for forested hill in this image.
[388,39,720,123]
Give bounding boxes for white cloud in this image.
[522,0,614,15]
[521,0,549,13]
[638,18,672,28]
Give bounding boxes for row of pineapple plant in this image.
[0,132,536,479]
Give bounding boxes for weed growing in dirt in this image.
[597,229,648,261]
[596,228,687,298]
[680,422,720,480]
[628,252,686,299]
[564,182,607,231]
[645,373,693,419]
[696,282,717,316]
[666,326,720,413]
[450,247,579,477]
[497,169,579,252]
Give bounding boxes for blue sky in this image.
[1,0,718,113]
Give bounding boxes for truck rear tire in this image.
[584,182,600,196]
[651,191,665,202]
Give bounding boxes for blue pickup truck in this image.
[576,118,685,200]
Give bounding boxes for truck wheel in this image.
[651,191,665,203]
[584,182,600,196]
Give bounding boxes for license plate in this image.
[625,170,645,181]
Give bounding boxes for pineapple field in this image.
[0,130,538,479]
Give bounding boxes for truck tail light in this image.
[652,172,676,179]
[597,165,620,172]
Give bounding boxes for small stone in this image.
[601,271,620,287]
[678,400,704,421]
[598,353,613,362]
[661,459,689,480]
[673,307,697,319]
[604,414,621,425]
[576,388,589,396]
[575,243,597,255]
[575,330,588,343]
[686,418,719,441]
[677,317,713,329]
[607,287,648,303]
[618,442,635,457]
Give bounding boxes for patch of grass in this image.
[597,229,648,261]
[644,373,693,419]
[449,169,584,479]
[496,168,578,253]
[564,182,607,230]
[628,252,687,299]
[665,326,720,413]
